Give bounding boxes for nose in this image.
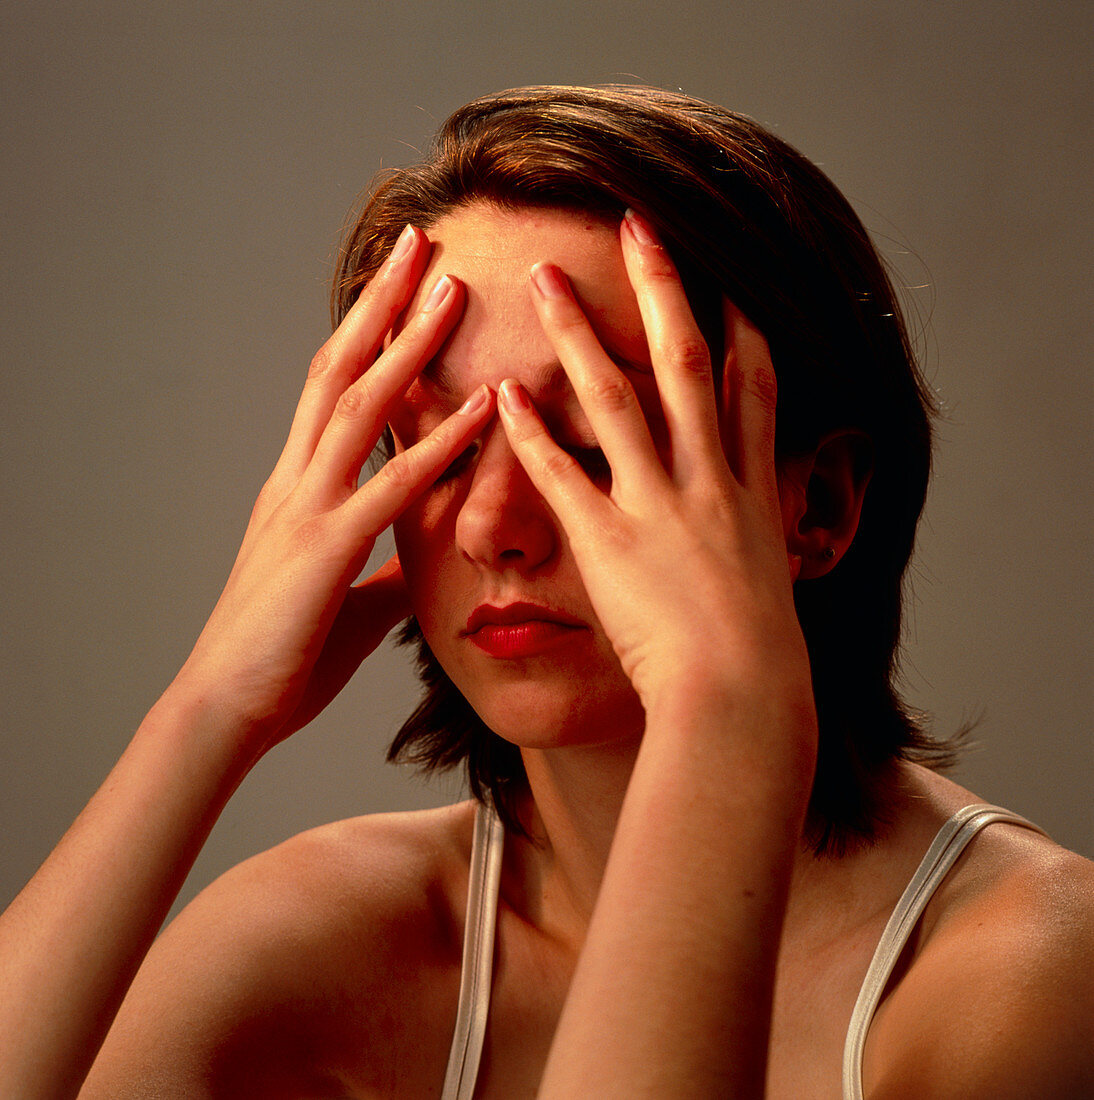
[454,425,558,573]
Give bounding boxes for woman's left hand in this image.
[496,210,813,727]
[521,212,819,1098]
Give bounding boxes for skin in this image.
[2,205,1091,1099]
[388,205,722,756]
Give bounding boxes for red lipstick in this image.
[463,602,586,659]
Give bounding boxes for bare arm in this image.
[499,211,822,1095]
[0,227,492,1099]
[545,690,813,1097]
[0,696,256,1100]
[498,210,1094,1098]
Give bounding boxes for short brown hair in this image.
[333,85,956,852]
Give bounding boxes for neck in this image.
[508,736,642,946]
[506,746,914,953]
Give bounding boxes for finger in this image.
[620,210,724,480]
[528,261,664,497]
[338,382,495,549]
[722,299,778,493]
[274,224,429,487]
[302,274,464,499]
[496,376,608,524]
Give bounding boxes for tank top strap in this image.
[441,800,505,1100]
[841,803,1046,1100]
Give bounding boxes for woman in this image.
[2,86,1090,1099]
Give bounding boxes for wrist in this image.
[641,647,816,730]
[639,667,818,802]
[145,675,274,776]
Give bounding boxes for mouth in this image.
[463,602,587,659]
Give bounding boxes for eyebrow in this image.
[421,359,568,402]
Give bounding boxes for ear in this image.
[777,432,873,579]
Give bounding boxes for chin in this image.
[462,674,647,752]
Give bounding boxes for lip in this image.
[463,602,587,659]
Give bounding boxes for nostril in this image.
[498,548,524,561]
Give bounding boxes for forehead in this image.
[425,202,622,281]
[410,203,650,392]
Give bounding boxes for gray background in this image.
[2,2,1090,919]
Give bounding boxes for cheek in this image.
[392,490,459,616]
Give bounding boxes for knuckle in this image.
[540,448,579,482]
[375,451,415,493]
[307,345,336,381]
[333,382,371,422]
[587,372,635,413]
[664,334,712,377]
[252,476,283,517]
[745,364,779,407]
[343,275,392,329]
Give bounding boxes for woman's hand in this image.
[497,209,812,727]
[169,226,494,753]
[0,226,498,1100]
[517,211,817,1100]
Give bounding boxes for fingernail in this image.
[530,262,570,300]
[389,224,417,265]
[458,384,490,417]
[624,208,660,247]
[499,378,530,414]
[421,274,454,312]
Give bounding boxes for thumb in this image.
[278,556,412,738]
[353,555,411,634]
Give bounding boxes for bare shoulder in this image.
[83,801,479,1098]
[869,814,1094,1099]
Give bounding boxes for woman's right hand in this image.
[168,225,492,755]
[0,225,493,1100]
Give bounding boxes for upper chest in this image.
[765,908,893,1100]
[264,801,1013,1098]
[456,901,889,1100]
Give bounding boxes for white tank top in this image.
[440,801,1043,1100]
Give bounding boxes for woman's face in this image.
[390,202,669,750]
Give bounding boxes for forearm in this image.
[0,226,477,1100]
[541,685,816,1098]
[0,690,257,1100]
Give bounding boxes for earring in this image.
[819,546,837,562]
